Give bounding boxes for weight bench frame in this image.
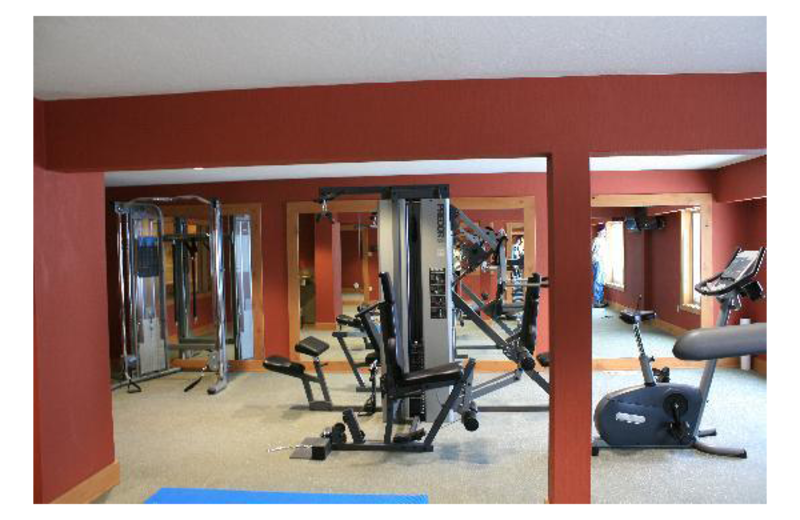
[333,359,477,453]
[297,357,333,411]
[332,329,375,393]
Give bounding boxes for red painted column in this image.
[34,166,116,502]
[547,151,593,504]
[34,319,42,503]
[314,218,343,327]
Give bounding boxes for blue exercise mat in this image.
[146,487,428,504]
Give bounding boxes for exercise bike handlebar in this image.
[694,247,765,297]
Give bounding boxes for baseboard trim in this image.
[753,356,767,376]
[50,459,120,504]
[593,357,738,371]
[649,318,689,338]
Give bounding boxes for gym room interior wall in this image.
[713,156,767,364]
[34,100,116,503]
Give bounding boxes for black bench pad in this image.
[263,356,306,377]
[295,336,330,358]
[619,309,657,325]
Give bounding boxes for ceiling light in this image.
[193,167,204,171]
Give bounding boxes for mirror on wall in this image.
[590,204,702,361]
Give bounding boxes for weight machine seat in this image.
[619,309,657,325]
[336,314,361,329]
[673,323,767,361]
[295,336,330,358]
[399,361,465,389]
[263,356,306,377]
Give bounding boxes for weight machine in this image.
[317,184,456,422]
[450,210,551,411]
[112,196,255,395]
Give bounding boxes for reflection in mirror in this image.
[163,212,255,363]
[452,208,525,361]
[297,208,530,363]
[590,205,701,360]
[299,211,378,363]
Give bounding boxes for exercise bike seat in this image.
[673,323,767,361]
[399,362,464,389]
[295,336,330,358]
[619,309,657,325]
[263,356,306,376]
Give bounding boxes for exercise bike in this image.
[618,295,672,386]
[592,247,766,458]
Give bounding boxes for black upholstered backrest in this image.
[378,272,405,386]
[519,273,541,354]
[358,309,384,358]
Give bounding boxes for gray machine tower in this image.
[318,185,455,421]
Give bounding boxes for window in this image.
[681,209,702,311]
[603,221,625,289]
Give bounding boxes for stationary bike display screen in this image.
[702,250,760,294]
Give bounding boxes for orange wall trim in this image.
[50,460,120,504]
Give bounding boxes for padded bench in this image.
[295,336,329,357]
[399,360,465,389]
[264,336,329,375]
[263,336,333,411]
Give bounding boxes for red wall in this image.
[34,99,44,504]
[714,156,767,203]
[298,214,315,273]
[43,74,766,173]
[314,220,343,324]
[31,262,42,505]
[340,230,362,290]
[605,228,647,310]
[646,212,703,331]
[592,169,714,195]
[714,156,769,322]
[34,163,116,501]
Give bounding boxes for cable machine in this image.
[112,196,254,395]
